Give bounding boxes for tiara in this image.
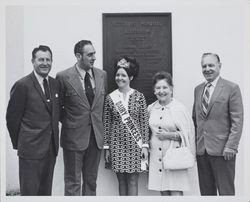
[117,58,130,68]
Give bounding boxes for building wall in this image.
[4,0,249,197]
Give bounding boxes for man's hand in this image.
[223,147,237,161]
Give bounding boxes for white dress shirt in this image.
[76,64,96,92]
[204,76,220,103]
[33,70,49,94]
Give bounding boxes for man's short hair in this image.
[74,40,92,56]
[202,52,220,63]
[32,45,53,60]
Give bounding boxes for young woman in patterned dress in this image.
[103,56,149,195]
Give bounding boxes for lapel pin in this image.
[55,93,58,98]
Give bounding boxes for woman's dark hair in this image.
[152,71,173,87]
[114,56,139,80]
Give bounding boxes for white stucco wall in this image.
[3,0,250,201]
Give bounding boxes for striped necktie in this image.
[202,82,212,115]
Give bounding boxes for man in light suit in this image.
[6,45,60,195]
[192,53,244,195]
[56,40,107,195]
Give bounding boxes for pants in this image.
[197,150,236,195]
[63,128,101,196]
[19,141,56,196]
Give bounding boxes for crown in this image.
[117,58,130,68]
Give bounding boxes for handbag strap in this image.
[169,132,186,148]
[180,132,186,147]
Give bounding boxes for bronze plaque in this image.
[103,13,172,105]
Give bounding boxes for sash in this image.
[110,90,142,148]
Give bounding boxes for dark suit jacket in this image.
[192,77,244,156]
[6,72,60,159]
[56,66,107,150]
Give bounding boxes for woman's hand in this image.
[141,147,148,160]
[104,149,110,163]
[155,129,169,141]
[156,129,180,141]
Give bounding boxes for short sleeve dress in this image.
[147,100,190,191]
[103,89,149,173]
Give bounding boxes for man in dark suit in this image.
[192,53,244,195]
[6,45,60,195]
[56,40,107,195]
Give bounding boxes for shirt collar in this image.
[116,88,134,96]
[33,70,49,85]
[76,64,94,79]
[206,76,220,87]
[153,99,173,109]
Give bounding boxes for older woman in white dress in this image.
[147,71,195,196]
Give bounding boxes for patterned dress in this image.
[103,89,149,173]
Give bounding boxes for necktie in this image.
[202,82,212,115]
[43,78,50,100]
[43,78,52,110]
[84,72,94,106]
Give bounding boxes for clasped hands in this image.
[155,128,178,141]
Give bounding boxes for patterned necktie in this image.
[43,78,52,110]
[84,72,94,106]
[202,82,212,115]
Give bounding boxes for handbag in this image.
[163,134,194,170]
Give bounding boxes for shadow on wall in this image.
[6,189,20,196]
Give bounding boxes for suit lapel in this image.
[30,72,52,114]
[206,78,223,116]
[49,77,56,113]
[67,66,89,107]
